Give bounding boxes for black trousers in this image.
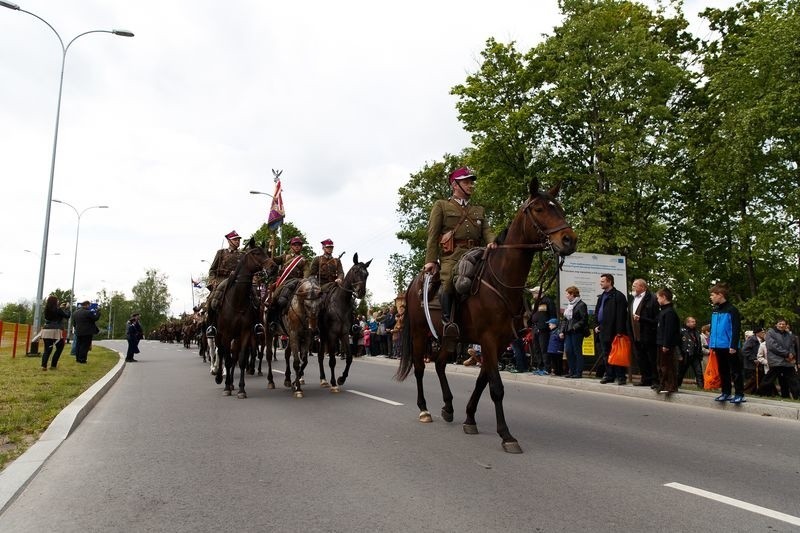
[716,349,743,396]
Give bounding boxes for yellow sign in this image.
[582,330,595,356]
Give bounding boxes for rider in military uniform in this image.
[205,230,244,337]
[424,166,496,339]
[307,238,344,289]
[268,236,308,329]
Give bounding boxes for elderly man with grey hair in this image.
[629,278,659,388]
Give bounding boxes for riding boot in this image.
[439,289,459,352]
[205,308,217,338]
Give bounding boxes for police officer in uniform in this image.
[307,238,344,289]
[424,166,496,339]
[205,230,244,337]
[268,236,308,328]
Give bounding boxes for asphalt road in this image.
[1,340,798,532]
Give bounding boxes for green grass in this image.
[0,345,118,471]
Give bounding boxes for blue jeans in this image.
[564,332,583,377]
[511,338,527,371]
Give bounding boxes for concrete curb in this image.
[0,349,126,515]
[359,355,800,422]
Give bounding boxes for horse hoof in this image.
[293,391,304,398]
[257,371,263,376]
[299,378,305,385]
[237,392,247,399]
[502,441,523,454]
[442,409,454,423]
[215,375,223,385]
[284,380,291,388]
[267,383,275,389]
[419,411,433,423]
[320,380,330,388]
[336,376,346,386]
[223,390,232,396]
[247,369,254,376]
[463,424,478,435]
[330,386,340,393]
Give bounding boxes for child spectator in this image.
[362,325,372,356]
[546,318,565,375]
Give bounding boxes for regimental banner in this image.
[267,178,284,231]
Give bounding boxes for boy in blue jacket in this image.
[708,283,744,404]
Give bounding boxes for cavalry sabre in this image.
[422,273,439,340]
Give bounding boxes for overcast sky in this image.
[0,0,733,317]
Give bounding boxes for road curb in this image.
[0,348,126,515]
[360,355,800,422]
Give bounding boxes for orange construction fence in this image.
[0,321,33,358]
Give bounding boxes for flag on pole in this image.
[267,178,285,231]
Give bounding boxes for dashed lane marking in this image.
[269,369,403,405]
[665,482,800,527]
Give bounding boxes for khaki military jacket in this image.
[275,252,307,282]
[307,254,344,285]
[425,198,494,265]
[208,247,243,288]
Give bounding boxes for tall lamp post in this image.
[0,1,133,346]
[249,190,282,254]
[52,199,108,338]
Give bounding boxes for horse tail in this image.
[394,279,416,382]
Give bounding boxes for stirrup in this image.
[206,325,216,338]
[254,323,264,336]
[442,322,460,338]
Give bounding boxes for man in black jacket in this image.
[655,288,681,393]
[73,300,101,364]
[629,278,659,388]
[595,274,630,385]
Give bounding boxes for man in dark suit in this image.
[73,300,101,364]
[595,273,630,384]
[629,278,659,387]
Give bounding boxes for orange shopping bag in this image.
[703,349,721,390]
[608,334,632,367]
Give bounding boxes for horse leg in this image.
[317,339,329,388]
[464,368,490,434]
[237,339,248,399]
[291,336,304,398]
[337,335,352,387]
[265,339,275,389]
[433,352,455,422]
[283,344,292,388]
[256,342,264,376]
[487,368,521,453]
[412,337,431,423]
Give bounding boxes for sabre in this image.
[422,273,439,341]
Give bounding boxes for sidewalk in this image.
[361,354,800,421]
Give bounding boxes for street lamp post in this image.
[0,1,133,343]
[249,190,282,254]
[52,200,108,338]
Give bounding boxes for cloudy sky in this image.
[0,0,733,317]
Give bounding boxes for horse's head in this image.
[521,177,577,256]
[345,253,371,299]
[240,239,278,280]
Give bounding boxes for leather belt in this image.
[454,239,476,248]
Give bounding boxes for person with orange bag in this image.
[595,273,630,385]
[708,282,744,404]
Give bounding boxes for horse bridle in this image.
[477,194,571,334]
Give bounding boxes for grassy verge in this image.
[0,344,119,471]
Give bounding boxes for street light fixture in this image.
[1,2,133,341]
[52,199,109,337]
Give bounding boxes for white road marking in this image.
[346,390,403,406]
[268,370,402,405]
[665,482,800,527]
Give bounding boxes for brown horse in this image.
[213,239,278,398]
[395,178,577,453]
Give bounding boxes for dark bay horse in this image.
[316,253,371,392]
[214,240,278,398]
[395,178,577,453]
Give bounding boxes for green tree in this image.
[131,269,171,334]
[0,301,33,324]
[688,0,800,323]
[251,220,313,260]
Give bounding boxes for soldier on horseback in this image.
[423,166,496,342]
[268,236,308,330]
[205,230,244,337]
[307,238,344,289]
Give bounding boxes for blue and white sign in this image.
[558,252,627,314]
